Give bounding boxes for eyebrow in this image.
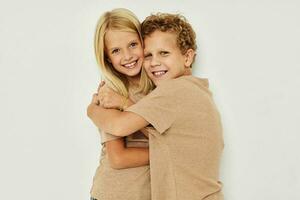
[108,46,119,52]
[128,39,139,44]
[144,48,168,54]
[108,40,139,51]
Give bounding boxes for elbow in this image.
[110,161,126,170]
[86,104,103,129]
[108,154,127,169]
[87,104,94,119]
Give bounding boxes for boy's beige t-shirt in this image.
[126,75,224,200]
[90,86,150,200]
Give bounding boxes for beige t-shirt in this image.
[126,75,224,200]
[90,86,150,200]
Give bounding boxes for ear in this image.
[184,49,196,68]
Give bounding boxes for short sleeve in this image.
[98,128,122,144]
[125,82,178,134]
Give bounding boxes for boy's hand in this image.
[97,81,126,110]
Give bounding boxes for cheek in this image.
[136,48,144,58]
[110,56,121,66]
[143,61,151,73]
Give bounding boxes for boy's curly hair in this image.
[141,13,197,54]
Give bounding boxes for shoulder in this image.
[156,75,210,93]
[152,77,186,94]
[178,75,212,95]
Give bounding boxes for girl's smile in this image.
[105,30,144,77]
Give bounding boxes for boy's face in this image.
[143,31,194,85]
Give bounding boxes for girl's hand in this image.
[97,81,127,110]
[91,93,100,105]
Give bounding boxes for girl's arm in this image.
[91,83,149,169]
[105,138,149,169]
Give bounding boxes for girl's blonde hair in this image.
[94,8,154,98]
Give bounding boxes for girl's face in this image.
[105,30,144,78]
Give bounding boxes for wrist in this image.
[120,96,128,111]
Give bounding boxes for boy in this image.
[88,13,224,200]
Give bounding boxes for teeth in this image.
[124,61,137,68]
[153,71,166,76]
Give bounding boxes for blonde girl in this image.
[89,8,153,200]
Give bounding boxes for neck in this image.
[127,75,140,87]
[184,68,192,76]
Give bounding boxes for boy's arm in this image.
[87,103,149,137]
[105,138,149,169]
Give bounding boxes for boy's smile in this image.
[143,31,194,85]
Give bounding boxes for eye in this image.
[160,51,169,56]
[144,53,152,60]
[130,42,138,48]
[111,48,120,54]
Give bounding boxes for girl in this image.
[89,8,154,200]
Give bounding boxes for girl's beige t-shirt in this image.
[90,86,150,200]
[126,75,224,200]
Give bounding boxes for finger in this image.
[92,93,98,100]
[97,89,103,97]
[97,81,106,92]
[99,100,104,107]
[100,84,108,92]
[92,93,99,105]
[103,101,111,109]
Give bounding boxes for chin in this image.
[126,67,142,76]
[127,71,141,78]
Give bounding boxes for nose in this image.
[150,56,161,67]
[123,49,133,61]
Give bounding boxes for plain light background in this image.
[0,0,299,199]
